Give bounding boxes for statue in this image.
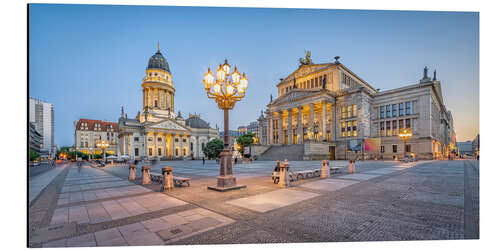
[270,94,273,103]
[423,66,429,79]
[299,50,313,66]
[322,76,326,89]
[293,78,297,88]
[433,70,437,81]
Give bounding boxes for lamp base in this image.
[207,175,246,192]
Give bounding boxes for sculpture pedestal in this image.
[207,149,246,192]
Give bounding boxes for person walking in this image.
[202,157,205,165]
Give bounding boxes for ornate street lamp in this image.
[398,128,413,161]
[203,59,248,191]
[96,140,110,164]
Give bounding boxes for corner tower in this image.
[141,43,175,121]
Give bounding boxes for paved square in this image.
[226,189,320,212]
[363,168,400,175]
[339,173,382,181]
[300,178,359,191]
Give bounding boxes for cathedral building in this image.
[117,45,219,160]
[256,52,455,160]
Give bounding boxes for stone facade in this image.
[257,55,455,160]
[117,46,218,160]
[74,119,118,156]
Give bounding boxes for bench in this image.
[271,171,298,184]
[150,173,191,187]
[329,167,342,174]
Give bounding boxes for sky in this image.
[29,4,479,147]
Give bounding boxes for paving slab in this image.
[226,189,320,213]
[363,168,400,175]
[300,178,359,191]
[338,173,382,181]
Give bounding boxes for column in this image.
[143,89,146,108]
[278,111,283,144]
[309,103,314,140]
[298,106,303,144]
[171,134,176,158]
[127,133,131,156]
[267,114,273,145]
[322,101,327,141]
[329,102,334,141]
[153,132,158,157]
[144,132,148,157]
[164,133,168,157]
[287,109,292,145]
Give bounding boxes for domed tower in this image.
[141,43,175,121]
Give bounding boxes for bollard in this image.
[162,167,174,192]
[142,166,151,185]
[128,164,136,180]
[321,160,330,178]
[279,159,290,187]
[348,160,356,174]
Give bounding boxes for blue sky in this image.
[29,4,479,147]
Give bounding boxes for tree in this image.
[236,133,255,156]
[29,150,40,161]
[203,138,224,159]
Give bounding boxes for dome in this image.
[147,48,170,73]
[186,115,210,129]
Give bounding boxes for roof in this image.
[185,115,211,129]
[147,47,170,72]
[76,118,118,132]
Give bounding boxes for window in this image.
[347,121,352,137]
[148,137,153,142]
[380,122,384,136]
[405,101,411,115]
[392,145,398,153]
[399,120,404,133]
[155,100,158,107]
[386,105,391,118]
[135,148,139,156]
[405,144,411,153]
[347,105,352,118]
[157,137,162,142]
[175,148,179,156]
[341,106,346,119]
[386,121,391,136]
[406,118,411,129]
[380,106,385,119]
[381,146,385,153]
[352,104,357,117]
[149,148,152,156]
[80,142,84,147]
[158,148,162,156]
[352,120,358,137]
[183,139,187,142]
[399,103,404,116]
[341,122,346,137]
[392,104,397,117]
[190,142,193,151]
[307,80,310,88]
[315,78,318,88]
[134,137,139,142]
[183,148,187,156]
[393,120,398,135]
[175,138,179,142]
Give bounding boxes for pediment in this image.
[272,90,322,106]
[148,119,190,131]
[283,64,333,83]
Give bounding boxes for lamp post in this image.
[96,140,110,164]
[203,59,248,191]
[398,128,412,161]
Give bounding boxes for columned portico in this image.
[298,107,303,144]
[322,101,327,141]
[287,109,292,145]
[278,111,283,144]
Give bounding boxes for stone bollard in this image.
[162,167,174,192]
[142,166,151,185]
[279,159,290,188]
[348,160,356,174]
[128,165,136,180]
[321,160,330,179]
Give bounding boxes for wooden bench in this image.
[271,171,298,184]
[329,167,342,174]
[150,173,191,187]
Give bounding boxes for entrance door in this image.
[329,146,336,160]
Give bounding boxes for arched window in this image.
[154,100,158,107]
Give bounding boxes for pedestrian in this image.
[234,157,237,164]
[202,157,205,165]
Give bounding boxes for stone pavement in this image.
[28,160,479,247]
[29,164,68,205]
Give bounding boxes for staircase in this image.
[257,144,305,161]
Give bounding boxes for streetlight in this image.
[398,128,413,161]
[203,59,248,191]
[96,140,110,164]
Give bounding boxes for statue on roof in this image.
[299,50,313,66]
